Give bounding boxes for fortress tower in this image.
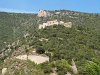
[38,10,47,17]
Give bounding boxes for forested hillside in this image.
[0,10,100,75]
[0,12,38,49]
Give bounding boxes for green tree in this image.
[56,59,71,74]
[36,47,45,54]
[81,61,100,75]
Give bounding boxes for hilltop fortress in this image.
[38,10,51,17]
[38,10,72,29]
[38,20,72,29]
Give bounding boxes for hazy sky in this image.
[0,0,100,13]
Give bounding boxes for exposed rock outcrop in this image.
[66,72,71,75]
[2,68,7,75]
[71,59,78,74]
[16,55,49,64]
[39,38,48,42]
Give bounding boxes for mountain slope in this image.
[0,10,100,75]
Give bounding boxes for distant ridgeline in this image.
[37,10,79,17]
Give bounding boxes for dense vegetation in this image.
[0,12,38,50]
[0,10,100,75]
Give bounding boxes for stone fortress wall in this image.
[38,20,72,29]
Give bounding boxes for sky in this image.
[0,0,100,13]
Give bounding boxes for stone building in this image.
[38,20,72,29]
[38,10,51,17]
